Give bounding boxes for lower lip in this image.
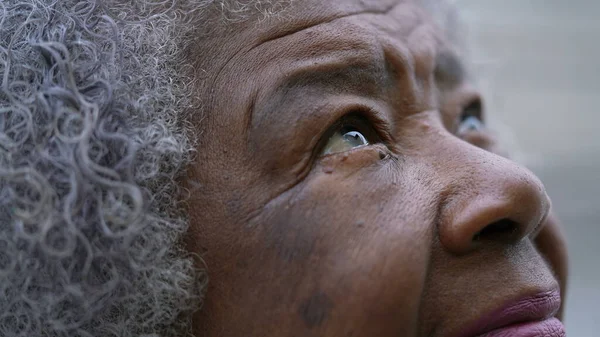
[478,318,565,337]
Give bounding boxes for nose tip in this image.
[439,162,551,255]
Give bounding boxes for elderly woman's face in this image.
[186,0,566,336]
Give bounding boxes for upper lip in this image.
[456,288,561,337]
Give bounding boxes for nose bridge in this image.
[431,133,551,254]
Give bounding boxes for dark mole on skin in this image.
[299,291,334,328]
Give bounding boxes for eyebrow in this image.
[251,54,391,130]
[281,62,387,97]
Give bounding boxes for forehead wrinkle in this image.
[209,0,403,91]
[246,1,402,55]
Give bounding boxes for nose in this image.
[436,138,551,255]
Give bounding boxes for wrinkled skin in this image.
[185,0,568,336]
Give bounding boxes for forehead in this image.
[195,0,459,128]
[200,0,451,80]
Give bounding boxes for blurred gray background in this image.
[458,0,599,335]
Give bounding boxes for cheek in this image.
[253,152,438,334]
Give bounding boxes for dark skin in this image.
[185,0,568,336]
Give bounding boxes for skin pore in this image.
[184,0,568,336]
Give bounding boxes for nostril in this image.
[473,219,519,242]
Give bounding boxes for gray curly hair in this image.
[0,0,212,336]
[0,0,461,336]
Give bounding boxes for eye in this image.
[458,115,484,134]
[458,99,484,134]
[321,115,380,156]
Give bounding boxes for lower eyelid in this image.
[319,143,389,164]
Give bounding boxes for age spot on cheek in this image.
[298,291,334,329]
